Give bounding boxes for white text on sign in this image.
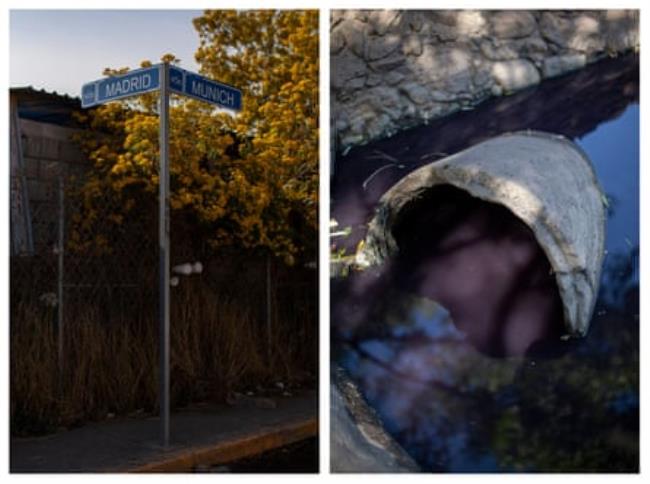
[190,79,236,108]
[104,73,154,98]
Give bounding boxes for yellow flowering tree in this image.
[73,10,318,264]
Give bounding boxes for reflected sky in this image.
[577,105,639,305]
[579,104,639,256]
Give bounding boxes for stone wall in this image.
[331,10,639,149]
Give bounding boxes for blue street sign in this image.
[81,66,160,108]
[169,65,242,111]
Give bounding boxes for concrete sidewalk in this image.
[11,391,317,473]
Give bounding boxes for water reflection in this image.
[332,54,639,472]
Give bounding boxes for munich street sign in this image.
[169,65,242,111]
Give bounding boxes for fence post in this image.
[57,176,65,381]
[266,254,272,365]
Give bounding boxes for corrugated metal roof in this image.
[10,87,85,127]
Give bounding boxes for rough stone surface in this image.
[384,69,406,86]
[480,39,520,61]
[402,34,423,56]
[367,33,401,61]
[492,59,541,92]
[330,367,419,472]
[331,9,639,149]
[369,52,407,72]
[359,132,606,337]
[603,10,639,52]
[539,11,574,47]
[399,82,431,105]
[331,49,367,90]
[567,14,605,53]
[344,20,370,58]
[491,11,537,39]
[368,10,400,36]
[331,29,346,55]
[542,54,587,78]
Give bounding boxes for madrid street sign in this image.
[80,63,242,448]
[81,65,160,108]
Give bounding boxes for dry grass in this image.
[10,271,317,437]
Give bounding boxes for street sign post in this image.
[158,63,171,447]
[81,62,241,447]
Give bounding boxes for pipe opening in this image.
[390,184,565,357]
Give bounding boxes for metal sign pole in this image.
[158,62,170,447]
[266,255,272,364]
[81,61,241,449]
[57,176,65,383]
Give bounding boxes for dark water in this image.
[332,54,639,473]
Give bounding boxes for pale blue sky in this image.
[10,10,203,98]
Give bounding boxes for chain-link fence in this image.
[10,174,317,435]
[11,174,158,324]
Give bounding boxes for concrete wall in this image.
[19,118,88,204]
[331,10,639,149]
[12,118,89,253]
